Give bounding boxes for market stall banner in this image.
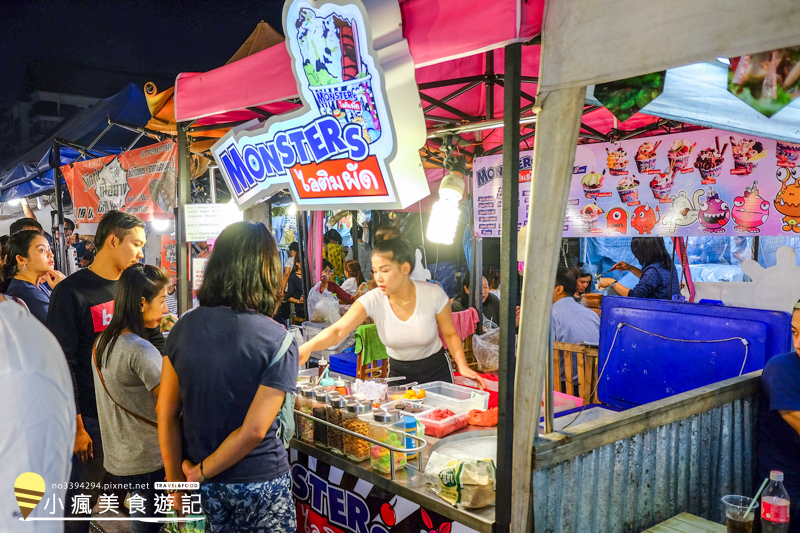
[728,46,800,117]
[210,0,429,211]
[161,235,177,280]
[62,139,177,223]
[471,152,533,238]
[291,451,479,533]
[473,129,800,238]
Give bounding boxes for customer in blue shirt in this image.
[159,221,299,533]
[3,230,65,323]
[597,237,680,300]
[551,266,600,345]
[757,300,800,530]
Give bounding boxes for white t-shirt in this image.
[284,255,295,270]
[0,299,76,529]
[341,277,358,296]
[358,281,449,361]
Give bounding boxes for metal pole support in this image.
[176,125,192,315]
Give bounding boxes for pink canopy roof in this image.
[175,0,545,123]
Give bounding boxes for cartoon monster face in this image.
[662,189,703,234]
[631,203,660,235]
[698,188,730,233]
[606,207,628,235]
[775,172,800,218]
[732,181,769,233]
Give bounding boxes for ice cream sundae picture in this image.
[296,7,382,143]
[650,170,676,200]
[606,147,629,176]
[579,202,604,230]
[730,136,767,174]
[581,170,604,198]
[694,138,727,182]
[776,141,800,166]
[616,174,640,203]
[635,141,661,173]
[667,139,695,172]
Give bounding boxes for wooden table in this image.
[643,513,726,532]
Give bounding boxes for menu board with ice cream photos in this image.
[564,128,800,237]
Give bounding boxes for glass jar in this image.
[342,401,371,462]
[326,396,347,454]
[368,409,407,474]
[297,387,316,444]
[312,392,329,448]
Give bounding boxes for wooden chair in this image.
[356,353,388,380]
[552,342,600,405]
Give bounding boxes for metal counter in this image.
[290,426,497,533]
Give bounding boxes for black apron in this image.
[388,347,454,386]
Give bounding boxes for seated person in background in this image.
[551,266,600,345]
[452,271,519,327]
[571,263,603,308]
[342,260,366,297]
[484,267,500,299]
[310,259,354,305]
[757,300,800,525]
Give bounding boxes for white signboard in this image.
[183,203,243,242]
[192,257,208,291]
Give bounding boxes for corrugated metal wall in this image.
[532,395,757,532]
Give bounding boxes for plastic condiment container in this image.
[317,357,328,377]
[368,409,407,474]
[297,387,316,444]
[403,416,419,461]
[312,392,329,448]
[326,396,347,455]
[319,369,336,392]
[342,401,371,462]
[335,377,348,396]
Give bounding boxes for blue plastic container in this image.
[597,296,792,409]
[329,351,359,377]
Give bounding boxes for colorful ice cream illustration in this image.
[635,141,661,173]
[15,472,45,520]
[662,189,704,234]
[775,168,800,232]
[698,187,730,233]
[581,170,604,198]
[606,207,629,235]
[776,141,800,166]
[730,136,767,174]
[616,174,640,203]
[631,204,660,235]
[694,138,727,181]
[732,181,769,233]
[606,147,629,176]
[296,8,381,142]
[650,170,676,200]
[579,202,604,229]
[667,139,695,171]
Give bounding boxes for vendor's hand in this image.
[597,277,615,290]
[611,261,631,272]
[458,365,487,390]
[41,270,66,289]
[515,306,521,328]
[74,427,93,463]
[320,273,330,284]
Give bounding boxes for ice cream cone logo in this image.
[14,472,45,520]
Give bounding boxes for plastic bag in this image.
[424,451,497,509]
[307,282,340,323]
[473,327,500,371]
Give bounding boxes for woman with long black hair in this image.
[3,230,65,323]
[160,221,299,533]
[597,237,681,300]
[92,264,168,533]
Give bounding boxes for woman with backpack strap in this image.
[159,222,300,533]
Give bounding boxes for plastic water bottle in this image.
[761,470,791,532]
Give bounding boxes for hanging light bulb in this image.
[151,218,170,232]
[426,172,465,244]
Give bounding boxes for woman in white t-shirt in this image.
[299,239,486,388]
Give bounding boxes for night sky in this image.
[0,0,285,107]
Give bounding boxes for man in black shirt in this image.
[47,210,162,532]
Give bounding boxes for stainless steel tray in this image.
[428,428,497,461]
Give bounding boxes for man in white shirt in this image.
[0,294,76,531]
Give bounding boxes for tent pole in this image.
[512,86,586,533]
[52,143,67,273]
[495,42,521,533]
[209,166,217,204]
[297,210,311,320]
[351,211,358,263]
[176,124,192,315]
